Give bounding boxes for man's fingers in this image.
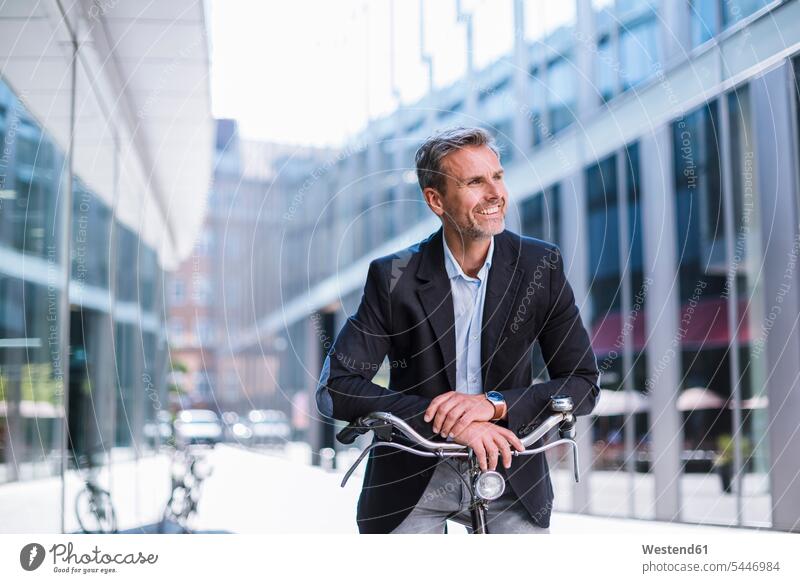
[472,441,487,472]
[432,398,460,434]
[499,427,525,452]
[484,438,499,472]
[440,405,469,437]
[424,392,454,423]
[449,414,474,439]
[495,434,513,469]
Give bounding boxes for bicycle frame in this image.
[160,447,213,533]
[337,395,580,534]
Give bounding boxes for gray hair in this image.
[415,126,500,194]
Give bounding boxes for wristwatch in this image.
[485,391,507,421]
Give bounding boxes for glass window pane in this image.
[586,153,622,515]
[624,143,652,520]
[488,118,514,162]
[0,75,67,485]
[547,55,576,134]
[690,0,719,48]
[115,224,138,303]
[72,182,111,289]
[596,34,616,103]
[139,246,157,312]
[0,278,63,483]
[520,184,560,244]
[673,99,739,526]
[727,86,770,527]
[0,83,65,260]
[619,15,659,90]
[529,68,547,146]
[585,145,651,517]
[524,0,576,42]
[722,0,768,27]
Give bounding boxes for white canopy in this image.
[592,389,649,416]
[677,387,727,411]
[0,0,213,269]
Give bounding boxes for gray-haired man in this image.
[317,127,600,533]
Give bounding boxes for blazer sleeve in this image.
[315,259,436,438]
[502,246,600,435]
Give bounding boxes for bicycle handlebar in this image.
[336,395,581,487]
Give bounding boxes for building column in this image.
[567,0,599,513]
[659,0,690,65]
[560,172,592,513]
[308,311,337,467]
[751,61,800,533]
[512,0,531,153]
[575,0,598,118]
[640,124,682,521]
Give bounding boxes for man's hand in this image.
[451,422,524,471]
[424,391,497,438]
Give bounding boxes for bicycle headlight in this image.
[474,471,505,501]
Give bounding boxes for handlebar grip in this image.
[336,420,369,445]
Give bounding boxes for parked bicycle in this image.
[337,395,580,534]
[74,456,117,534]
[158,446,213,533]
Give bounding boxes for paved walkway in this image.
[0,444,770,534]
[190,445,753,534]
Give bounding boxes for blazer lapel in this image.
[416,228,457,393]
[481,232,524,390]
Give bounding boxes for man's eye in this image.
[469,179,481,185]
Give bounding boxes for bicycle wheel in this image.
[160,486,190,533]
[75,488,117,533]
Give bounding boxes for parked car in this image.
[173,409,223,447]
[248,409,290,447]
[221,411,253,444]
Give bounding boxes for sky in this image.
[209,0,577,147]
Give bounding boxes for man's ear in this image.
[423,187,445,218]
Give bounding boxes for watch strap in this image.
[487,393,506,421]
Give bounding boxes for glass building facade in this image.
[1,77,68,484]
[0,1,211,533]
[0,71,169,516]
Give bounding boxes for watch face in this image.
[486,391,504,403]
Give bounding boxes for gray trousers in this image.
[391,458,550,534]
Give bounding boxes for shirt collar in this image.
[442,234,494,282]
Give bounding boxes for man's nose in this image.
[485,185,502,201]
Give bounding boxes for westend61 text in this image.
[642,544,708,555]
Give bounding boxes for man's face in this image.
[424,145,507,240]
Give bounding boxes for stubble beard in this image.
[449,212,505,241]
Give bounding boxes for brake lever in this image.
[340,444,375,488]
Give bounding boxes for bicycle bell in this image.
[550,395,574,412]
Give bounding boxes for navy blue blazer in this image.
[317,227,600,533]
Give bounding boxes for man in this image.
[316,126,599,534]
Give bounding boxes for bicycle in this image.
[336,395,580,534]
[158,447,213,534]
[74,457,117,534]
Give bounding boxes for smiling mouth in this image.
[476,204,502,216]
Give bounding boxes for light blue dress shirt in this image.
[442,235,494,395]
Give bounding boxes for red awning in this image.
[591,297,752,357]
